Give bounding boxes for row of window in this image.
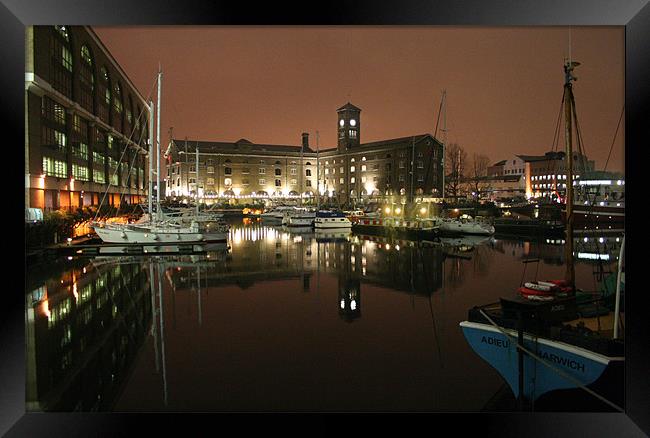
[49,26,146,138]
[42,156,141,186]
[179,178,314,188]
[531,174,578,181]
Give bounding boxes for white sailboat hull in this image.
[314,218,352,229]
[440,220,495,235]
[93,224,227,244]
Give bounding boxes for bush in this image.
[26,207,99,248]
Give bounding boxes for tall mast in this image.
[441,90,447,200]
[300,136,304,207]
[195,144,199,215]
[563,59,578,287]
[156,65,162,221]
[316,130,320,210]
[410,136,415,203]
[148,100,154,222]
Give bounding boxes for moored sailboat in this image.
[91,67,228,244]
[459,60,625,411]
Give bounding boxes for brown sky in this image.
[93,26,624,172]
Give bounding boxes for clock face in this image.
[339,119,345,127]
[350,119,357,127]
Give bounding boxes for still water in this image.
[25,220,622,411]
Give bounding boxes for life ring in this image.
[518,279,573,299]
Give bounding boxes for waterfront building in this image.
[487,160,506,177]
[482,174,526,203]
[166,103,445,206]
[490,151,594,201]
[525,151,594,200]
[25,26,150,212]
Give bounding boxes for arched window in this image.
[112,81,123,132]
[126,95,134,134]
[50,26,73,98]
[97,66,111,123]
[79,45,95,113]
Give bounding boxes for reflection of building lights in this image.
[40,300,51,319]
[385,243,390,250]
[395,244,400,251]
[577,252,610,260]
[340,300,345,309]
[351,300,357,310]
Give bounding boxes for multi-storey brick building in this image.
[25,25,150,212]
[167,102,444,205]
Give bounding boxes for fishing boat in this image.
[459,60,625,411]
[91,67,228,244]
[314,210,352,229]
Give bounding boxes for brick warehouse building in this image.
[166,102,444,206]
[25,26,150,212]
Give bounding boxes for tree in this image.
[467,153,491,201]
[445,143,467,199]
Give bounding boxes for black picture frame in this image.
[5,0,649,435]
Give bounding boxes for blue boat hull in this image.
[460,321,623,402]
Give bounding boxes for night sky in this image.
[93,26,624,172]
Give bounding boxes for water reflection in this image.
[26,258,150,411]
[26,221,622,411]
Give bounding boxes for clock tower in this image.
[337,102,361,152]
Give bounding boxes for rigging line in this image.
[571,96,617,265]
[93,74,160,222]
[428,292,443,368]
[478,309,624,412]
[424,93,445,187]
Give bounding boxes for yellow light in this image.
[420,207,427,214]
[385,207,391,214]
[40,299,50,319]
[395,207,401,214]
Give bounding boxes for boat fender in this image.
[120,232,127,238]
[524,282,555,292]
[197,234,204,241]
[152,234,159,241]
[517,286,556,297]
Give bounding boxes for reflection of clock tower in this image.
[337,102,361,152]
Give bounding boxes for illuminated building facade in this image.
[166,103,444,205]
[525,151,594,200]
[25,26,150,211]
